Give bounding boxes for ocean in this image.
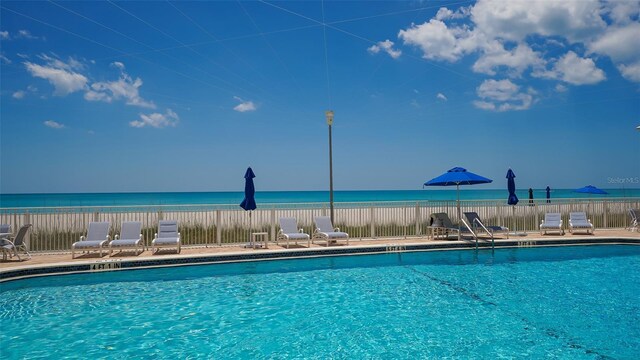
[1,189,638,208]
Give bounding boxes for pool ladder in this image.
[460,218,495,250]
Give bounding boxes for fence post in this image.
[415,202,420,236]
[370,206,375,238]
[24,211,31,250]
[93,211,100,222]
[216,210,221,246]
[270,208,276,243]
[534,203,538,232]
[603,200,608,228]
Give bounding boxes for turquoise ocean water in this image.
[1,245,639,358]
[1,188,639,208]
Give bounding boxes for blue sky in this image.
[1,0,639,194]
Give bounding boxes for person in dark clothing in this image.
[529,188,534,205]
[546,186,551,203]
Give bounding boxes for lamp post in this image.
[326,110,335,224]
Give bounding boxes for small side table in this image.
[251,232,269,249]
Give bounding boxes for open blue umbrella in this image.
[506,169,519,205]
[424,167,492,239]
[574,185,608,195]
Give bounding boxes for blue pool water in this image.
[1,245,640,359]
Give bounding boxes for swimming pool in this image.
[1,245,639,359]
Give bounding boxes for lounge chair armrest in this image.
[298,228,304,233]
[80,235,86,241]
[314,228,320,234]
[278,229,284,235]
[115,234,120,240]
[334,227,340,232]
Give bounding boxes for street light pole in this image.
[326,110,335,224]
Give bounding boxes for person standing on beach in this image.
[546,186,551,203]
[529,188,534,205]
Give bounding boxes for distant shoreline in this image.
[2,189,639,208]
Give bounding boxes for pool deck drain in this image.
[1,229,639,282]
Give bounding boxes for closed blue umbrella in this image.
[240,167,257,211]
[506,169,519,205]
[240,167,257,247]
[424,167,493,239]
[574,185,608,195]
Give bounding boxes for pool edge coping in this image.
[2,236,639,283]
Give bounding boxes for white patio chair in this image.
[277,217,310,248]
[151,220,181,254]
[109,221,144,256]
[313,216,349,246]
[540,213,564,235]
[569,212,594,234]
[72,221,111,258]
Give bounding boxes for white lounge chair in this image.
[277,217,310,248]
[72,221,111,258]
[110,221,144,256]
[313,216,349,246]
[540,213,564,235]
[464,212,509,239]
[628,209,639,232]
[1,224,32,261]
[569,212,594,234]
[151,220,181,254]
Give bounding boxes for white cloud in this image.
[85,62,155,109]
[555,84,568,92]
[0,31,8,39]
[536,51,606,85]
[410,99,420,108]
[367,40,402,59]
[24,62,88,96]
[0,53,10,64]
[471,0,606,43]
[617,61,640,82]
[44,120,64,129]
[130,109,179,128]
[17,30,39,40]
[111,61,125,70]
[589,23,640,63]
[233,96,256,112]
[474,79,534,112]
[602,0,640,25]
[436,93,447,101]
[398,19,478,62]
[12,90,26,99]
[435,6,470,21]
[472,42,544,76]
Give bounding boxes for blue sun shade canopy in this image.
[424,167,493,187]
[574,185,608,195]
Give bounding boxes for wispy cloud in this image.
[367,40,402,59]
[436,93,447,101]
[1,53,11,64]
[1,30,42,40]
[24,61,88,96]
[85,62,155,109]
[12,90,26,99]
[44,120,64,129]
[233,96,256,112]
[473,79,535,112]
[130,109,179,128]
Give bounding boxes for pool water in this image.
[1,245,639,359]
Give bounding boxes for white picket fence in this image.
[1,198,638,252]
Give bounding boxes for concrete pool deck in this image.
[1,229,639,281]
